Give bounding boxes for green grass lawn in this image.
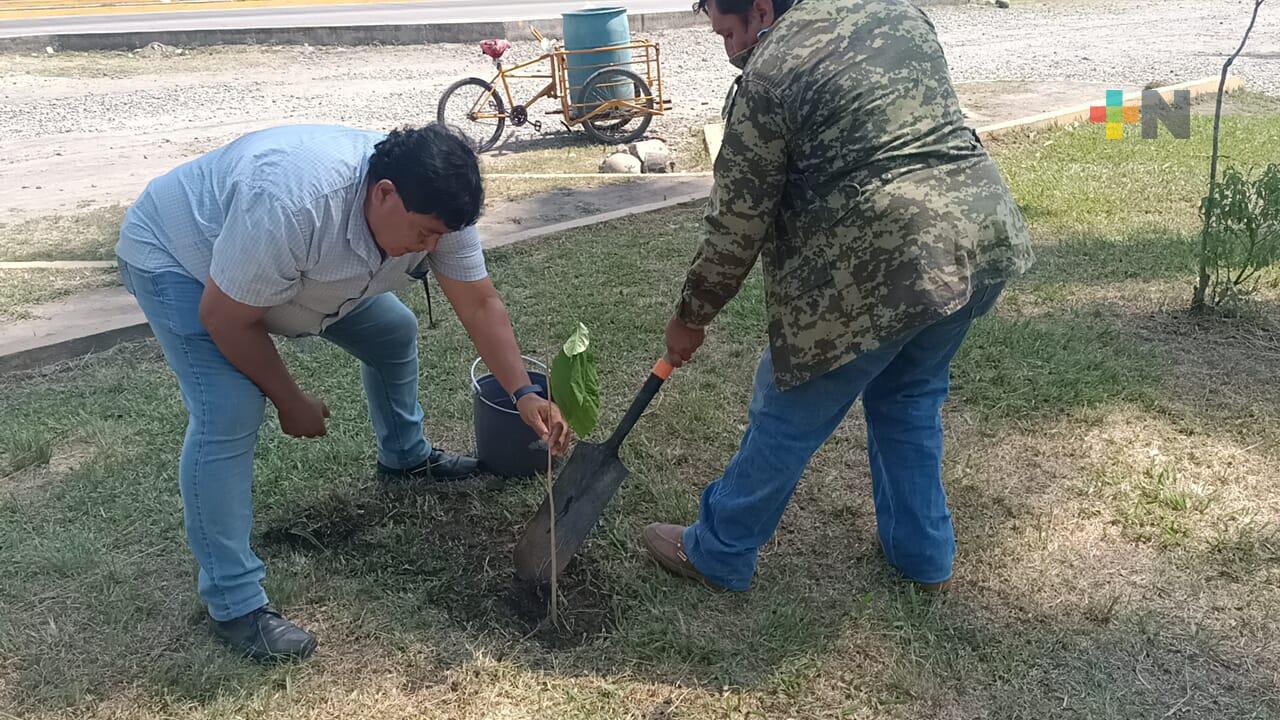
[1,103,1278,719]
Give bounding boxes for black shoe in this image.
[210,605,317,662]
[377,448,482,484]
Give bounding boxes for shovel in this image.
[512,356,675,585]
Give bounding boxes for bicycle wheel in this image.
[580,68,654,145]
[437,77,506,153]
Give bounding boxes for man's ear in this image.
[753,0,775,27]
[372,178,398,206]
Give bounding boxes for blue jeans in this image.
[120,261,432,621]
[684,283,1004,591]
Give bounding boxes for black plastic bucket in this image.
[471,357,550,478]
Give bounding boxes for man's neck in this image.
[361,186,386,260]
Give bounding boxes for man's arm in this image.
[669,77,789,364]
[435,274,571,455]
[199,279,329,438]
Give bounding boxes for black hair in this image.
[368,124,483,231]
[694,0,794,16]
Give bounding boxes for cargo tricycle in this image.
[437,27,669,153]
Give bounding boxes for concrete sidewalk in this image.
[0,286,151,373]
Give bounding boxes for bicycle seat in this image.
[480,39,511,60]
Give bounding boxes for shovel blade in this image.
[512,442,630,584]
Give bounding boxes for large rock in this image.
[642,151,675,174]
[628,139,675,174]
[627,139,666,162]
[599,152,642,174]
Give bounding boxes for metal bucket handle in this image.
[470,355,549,415]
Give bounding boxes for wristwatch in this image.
[510,384,543,406]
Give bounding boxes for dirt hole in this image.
[259,484,616,649]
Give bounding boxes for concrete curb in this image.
[0,8,707,52]
[1,318,153,373]
[0,286,149,374]
[976,75,1245,139]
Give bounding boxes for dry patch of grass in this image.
[0,267,119,320]
[481,138,617,175]
[0,205,126,262]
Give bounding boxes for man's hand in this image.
[201,279,326,441]
[277,391,330,438]
[517,395,572,456]
[435,272,575,456]
[666,315,707,368]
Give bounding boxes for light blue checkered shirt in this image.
[116,124,488,337]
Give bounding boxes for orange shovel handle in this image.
[652,357,675,381]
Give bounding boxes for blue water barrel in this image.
[562,7,632,107]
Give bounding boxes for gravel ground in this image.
[0,0,1276,220]
[0,36,736,144]
[929,0,1279,97]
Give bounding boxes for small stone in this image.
[45,46,54,54]
[629,139,675,173]
[995,0,1010,7]
[135,41,180,58]
[599,152,642,174]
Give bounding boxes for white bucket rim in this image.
[470,356,549,415]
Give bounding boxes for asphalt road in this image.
[0,0,691,38]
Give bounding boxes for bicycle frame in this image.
[464,34,667,128]
[472,51,562,123]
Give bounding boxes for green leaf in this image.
[551,324,600,437]
[562,322,590,356]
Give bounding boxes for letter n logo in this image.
[1141,89,1192,140]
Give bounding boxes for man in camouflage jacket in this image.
[641,0,1033,592]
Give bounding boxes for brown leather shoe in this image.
[641,523,726,591]
[916,579,952,593]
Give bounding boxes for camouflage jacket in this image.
[677,0,1034,390]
